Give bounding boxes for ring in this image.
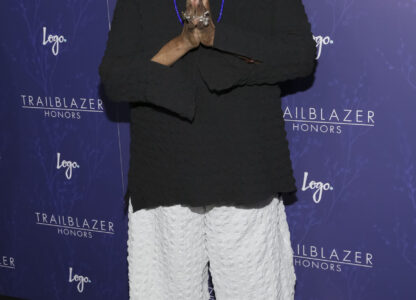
[181,10,210,26]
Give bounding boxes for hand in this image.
[180,0,259,64]
[180,17,200,48]
[180,0,205,49]
[180,0,215,47]
[197,0,215,47]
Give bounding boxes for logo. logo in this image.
[42,27,67,56]
[313,35,334,59]
[301,171,333,203]
[56,152,80,180]
[68,267,91,293]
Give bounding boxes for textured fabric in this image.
[127,193,296,300]
[98,0,198,121]
[98,0,317,212]
[204,0,317,91]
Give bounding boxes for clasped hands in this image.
[180,0,215,48]
[180,0,258,64]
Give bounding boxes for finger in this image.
[184,0,210,26]
[189,0,198,9]
[196,20,205,30]
[196,0,206,17]
[202,0,210,10]
[185,0,197,14]
[184,1,197,25]
[187,21,197,29]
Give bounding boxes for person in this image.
[98,0,317,299]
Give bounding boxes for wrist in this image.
[177,35,196,52]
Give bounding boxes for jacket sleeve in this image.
[197,0,317,92]
[98,0,197,121]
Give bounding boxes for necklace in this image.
[173,0,224,25]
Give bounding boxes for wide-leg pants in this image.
[127,194,296,300]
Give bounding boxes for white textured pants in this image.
[127,194,296,300]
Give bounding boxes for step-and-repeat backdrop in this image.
[1,0,415,299]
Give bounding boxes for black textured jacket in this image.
[98,0,317,213]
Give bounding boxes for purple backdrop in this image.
[0,0,415,299]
